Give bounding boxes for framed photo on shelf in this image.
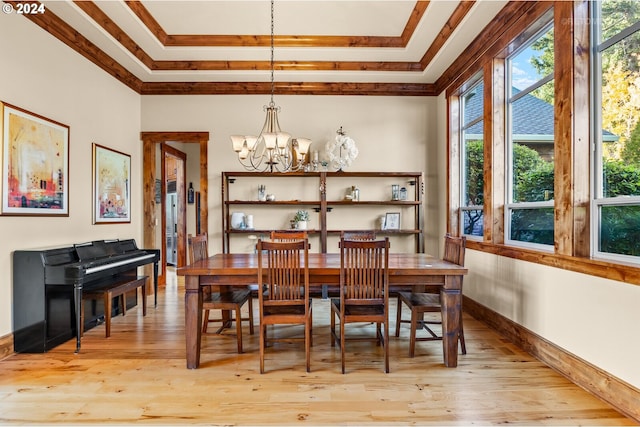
[93,143,131,224]
[384,212,400,230]
[1,101,69,216]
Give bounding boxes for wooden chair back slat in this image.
[340,230,377,241]
[188,233,208,263]
[443,234,466,267]
[258,239,309,304]
[270,230,308,241]
[340,238,389,303]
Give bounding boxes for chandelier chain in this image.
[269,0,275,107]
[229,0,313,173]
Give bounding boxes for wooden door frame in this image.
[141,132,209,286]
[161,143,186,270]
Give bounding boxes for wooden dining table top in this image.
[177,252,468,279]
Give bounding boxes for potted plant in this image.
[293,210,310,230]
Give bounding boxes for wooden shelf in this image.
[227,229,320,234]
[226,200,322,206]
[326,200,420,206]
[222,171,424,253]
[327,229,421,235]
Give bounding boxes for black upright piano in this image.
[13,239,160,353]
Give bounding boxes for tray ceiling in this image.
[12,0,510,94]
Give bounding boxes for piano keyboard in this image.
[85,253,156,275]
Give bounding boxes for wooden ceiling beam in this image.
[127,0,430,48]
[6,0,143,93]
[140,81,436,96]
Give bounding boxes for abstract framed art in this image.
[1,101,70,216]
[92,143,131,224]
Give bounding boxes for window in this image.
[506,24,555,248]
[460,79,484,237]
[592,1,640,262]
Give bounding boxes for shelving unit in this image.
[222,171,424,253]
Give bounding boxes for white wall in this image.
[0,14,142,337]
[141,95,440,255]
[434,95,640,389]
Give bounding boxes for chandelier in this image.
[230,0,312,173]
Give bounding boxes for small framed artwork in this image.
[384,212,401,230]
[1,101,69,216]
[93,143,131,224]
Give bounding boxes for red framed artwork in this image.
[1,101,69,216]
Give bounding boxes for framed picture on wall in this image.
[384,212,400,230]
[1,101,70,216]
[93,143,131,224]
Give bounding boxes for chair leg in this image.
[259,323,266,374]
[247,297,254,335]
[305,318,311,373]
[330,308,336,347]
[395,296,402,337]
[340,320,346,374]
[459,311,466,355]
[309,305,313,347]
[384,319,389,373]
[235,306,243,353]
[202,309,210,333]
[409,308,418,358]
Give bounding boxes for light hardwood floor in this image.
[0,269,636,426]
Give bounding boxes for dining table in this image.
[177,252,468,369]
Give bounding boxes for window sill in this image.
[466,240,640,287]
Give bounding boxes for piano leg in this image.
[153,259,159,308]
[74,282,83,353]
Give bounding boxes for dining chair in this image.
[188,233,254,353]
[395,234,467,357]
[257,238,312,373]
[331,237,390,373]
[270,230,308,241]
[340,230,376,240]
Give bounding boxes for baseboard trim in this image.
[0,333,13,361]
[464,296,640,423]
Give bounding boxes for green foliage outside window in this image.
[600,205,640,256]
[511,144,554,245]
[463,140,484,236]
[600,160,640,256]
[464,139,484,206]
[510,208,555,245]
[466,138,640,249]
[512,144,550,202]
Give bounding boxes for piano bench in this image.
[81,275,148,338]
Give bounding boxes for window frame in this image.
[590,1,640,264]
[504,22,556,251]
[459,74,485,240]
[445,1,640,286]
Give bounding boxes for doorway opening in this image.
[162,144,186,268]
[141,132,209,287]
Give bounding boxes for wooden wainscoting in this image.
[0,333,12,360]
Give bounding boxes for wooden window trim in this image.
[447,1,640,286]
